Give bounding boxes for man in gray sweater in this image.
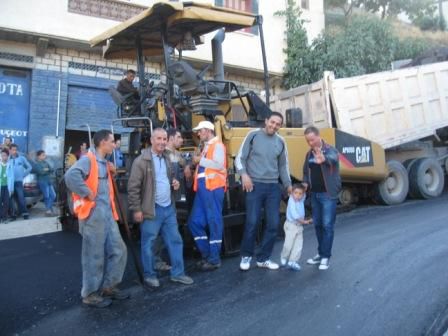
[235,112,292,271]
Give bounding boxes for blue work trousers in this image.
[311,192,337,259]
[188,178,224,265]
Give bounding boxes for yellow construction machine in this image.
[60,2,389,255]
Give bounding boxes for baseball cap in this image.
[192,121,215,132]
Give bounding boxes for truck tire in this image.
[374,160,409,205]
[408,158,444,199]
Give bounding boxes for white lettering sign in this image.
[342,146,355,154]
[0,82,24,96]
[0,129,28,137]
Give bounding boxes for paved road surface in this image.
[1,193,448,336]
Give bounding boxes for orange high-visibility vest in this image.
[72,152,119,221]
[193,137,227,192]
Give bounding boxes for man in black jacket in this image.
[302,126,341,270]
[117,69,139,100]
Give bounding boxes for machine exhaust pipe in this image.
[212,28,225,81]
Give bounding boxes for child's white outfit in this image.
[280,195,306,265]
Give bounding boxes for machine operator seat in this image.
[108,86,141,117]
[168,61,222,96]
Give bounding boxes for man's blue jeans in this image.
[11,181,28,217]
[140,204,185,278]
[311,192,337,259]
[38,181,56,210]
[240,182,282,262]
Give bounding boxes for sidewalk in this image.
[0,202,62,241]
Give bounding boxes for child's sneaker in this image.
[256,259,279,270]
[240,256,252,271]
[280,258,287,267]
[287,261,301,271]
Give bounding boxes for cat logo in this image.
[355,146,371,164]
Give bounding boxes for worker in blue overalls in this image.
[188,121,227,271]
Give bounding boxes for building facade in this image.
[0,0,324,160]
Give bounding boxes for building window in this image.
[300,0,310,10]
[301,0,309,10]
[215,0,259,35]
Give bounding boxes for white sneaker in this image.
[280,258,287,267]
[318,258,330,270]
[307,254,321,265]
[256,259,279,270]
[240,256,252,271]
[288,261,301,271]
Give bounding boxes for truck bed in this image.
[272,61,448,149]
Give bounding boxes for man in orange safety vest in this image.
[188,121,227,271]
[65,129,128,308]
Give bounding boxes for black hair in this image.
[36,150,45,157]
[10,144,18,149]
[292,183,305,192]
[304,126,320,136]
[268,111,284,123]
[1,148,9,155]
[93,130,113,148]
[126,69,136,75]
[167,128,180,139]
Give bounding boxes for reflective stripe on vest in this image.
[193,137,227,192]
[72,152,119,221]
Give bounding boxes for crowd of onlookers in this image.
[0,136,57,223]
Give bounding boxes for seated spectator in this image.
[35,150,56,215]
[117,69,140,100]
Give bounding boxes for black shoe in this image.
[23,214,29,220]
[195,259,206,269]
[200,261,221,272]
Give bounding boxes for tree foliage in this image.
[325,0,437,20]
[275,0,315,88]
[278,0,437,88]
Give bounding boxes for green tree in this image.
[325,0,436,20]
[275,0,315,88]
[280,2,438,87]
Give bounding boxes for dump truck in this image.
[272,61,448,206]
[60,1,395,255]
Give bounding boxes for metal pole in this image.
[257,15,270,107]
[111,177,144,284]
[56,79,61,137]
[161,23,172,109]
[136,35,146,114]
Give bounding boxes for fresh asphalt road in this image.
[1,193,448,336]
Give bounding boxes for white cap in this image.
[192,120,215,132]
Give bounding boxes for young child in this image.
[280,183,312,271]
